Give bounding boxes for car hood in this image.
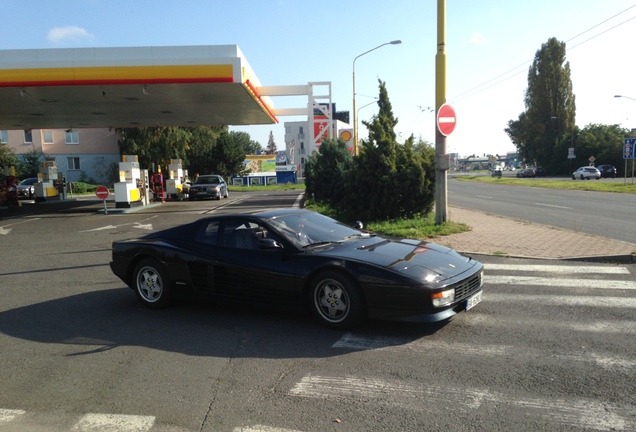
[190,183,220,188]
[316,237,479,282]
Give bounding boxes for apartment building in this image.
[1,128,120,183]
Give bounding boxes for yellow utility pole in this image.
[435,0,449,224]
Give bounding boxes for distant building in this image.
[1,128,119,183]
[284,116,352,179]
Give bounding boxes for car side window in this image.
[196,220,221,245]
[222,220,275,250]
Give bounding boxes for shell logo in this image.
[339,130,352,141]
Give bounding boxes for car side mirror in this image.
[259,238,284,250]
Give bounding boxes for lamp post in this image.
[615,95,636,182]
[615,94,636,102]
[352,40,402,156]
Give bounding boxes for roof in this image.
[0,45,277,130]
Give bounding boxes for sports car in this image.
[110,209,484,329]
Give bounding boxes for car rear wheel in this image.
[309,271,364,329]
[581,175,585,180]
[133,258,172,308]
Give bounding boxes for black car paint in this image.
[110,209,483,325]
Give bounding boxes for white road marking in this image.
[533,202,571,209]
[484,264,631,274]
[332,333,636,370]
[0,408,25,423]
[233,426,304,432]
[82,225,119,232]
[289,376,630,431]
[462,313,636,335]
[0,217,40,235]
[71,413,155,432]
[485,293,636,307]
[484,275,636,289]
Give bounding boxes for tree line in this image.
[505,37,631,175]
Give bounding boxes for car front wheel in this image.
[309,271,364,329]
[133,258,172,308]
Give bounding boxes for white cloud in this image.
[47,26,94,44]
[469,32,487,45]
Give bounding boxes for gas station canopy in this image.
[0,45,277,130]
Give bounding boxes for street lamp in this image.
[614,94,636,102]
[352,40,402,155]
[356,98,378,122]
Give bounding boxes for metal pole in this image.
[435,0,448,224]
[352,40,402,156]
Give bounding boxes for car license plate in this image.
[466,291,482,311]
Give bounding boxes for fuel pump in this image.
[151,170,164,203]
[3,167,18,206]
[114,155,142,208]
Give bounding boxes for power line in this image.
[449,5,636,104]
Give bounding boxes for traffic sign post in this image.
[437,103,456,136]
[95,185,109,214]
[624,138,635,159]
[623,139,636,185]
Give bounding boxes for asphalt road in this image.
[1,190,635,431]
[448,175,636,244]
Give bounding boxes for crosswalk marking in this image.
[484,275,636,289]
[289,375,631,431]
[331,333,636,369]
[0,408,25,423]
[486,293,636,307]
[484,263,631,274]
[233,426,304,432]
[71,413,155,432]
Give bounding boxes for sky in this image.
[1,0,635,158]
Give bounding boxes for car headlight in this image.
[432,288,455,307]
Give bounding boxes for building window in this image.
[24,129,33,143]
[43,130,54,144]
[67,157,81,170]
[0,130,8,144]
[65,130,79,144]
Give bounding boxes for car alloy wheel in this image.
[310,271,364,329]
[133,258,171,308]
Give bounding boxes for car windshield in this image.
[195,176,220,185]
[19,178,38,185]
[268,211,367,248]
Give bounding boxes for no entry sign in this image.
[437,103,457,136]
[95,185,109,200]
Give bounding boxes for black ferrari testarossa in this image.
[110,208,483,329]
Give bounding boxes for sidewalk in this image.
[431,206,636,262]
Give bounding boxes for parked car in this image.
[572,166,601,180]
[533,166,547,177]
[110,208,484,329]
[597,164,617,178]
[16,177,38,199]
[491,167,502,177]
[187,175,228,200]
[516,169,535,178]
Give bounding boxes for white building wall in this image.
[284,119,352,179]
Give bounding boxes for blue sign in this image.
[625,138,636,159]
